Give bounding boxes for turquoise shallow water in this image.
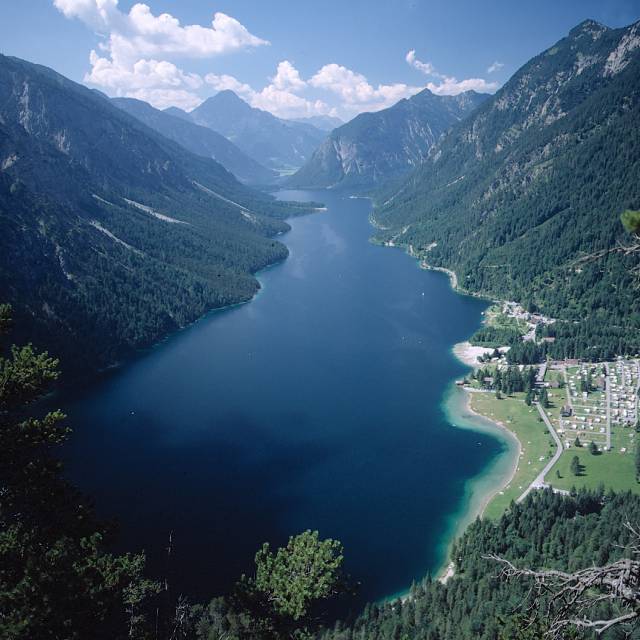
[59,190,507,609]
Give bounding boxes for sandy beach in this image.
[420,262,459,289]
[452,341,493,368]
[432,360,523,583]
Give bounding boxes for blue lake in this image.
[61,190,504,608]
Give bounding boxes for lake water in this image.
[61,190,505,608]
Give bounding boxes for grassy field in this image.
[546,416,639,493]
[547,446,639,493]
[544,362,640,493]
[469,391,555,519]
[485,304,528,333]
[468,305,529,349]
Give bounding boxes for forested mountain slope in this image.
[189,90,326,172]
[289,89,487,190]
[0,55,312,373]
[112,97,277,185]
[373,20,640,360]
[319,489,640,640]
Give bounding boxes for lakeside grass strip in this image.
[469,392,554,519]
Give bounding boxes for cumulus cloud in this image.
[487,61,504,73]
[309,63,421,113]
[54,1,269,62]
[405,49,498,95]
[270,60,306,92]
[427,76,499,95]
[54,0,268,110]
[405,50,437,76]
[54,1,498,118]
[203,60,423,119]
[86,51,203,109]
[204,73,254,99]
[205,61,334,119]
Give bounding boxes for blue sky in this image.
[1,0,639,120]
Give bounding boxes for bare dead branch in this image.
[484,535,640,639]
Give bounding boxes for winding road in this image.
[516,402,566,502]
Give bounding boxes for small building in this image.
[561,405,573,417]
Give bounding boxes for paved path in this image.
[517,402,565,502]
[634,360,640,425]
[605,363,612,450]
[563,367,574,412]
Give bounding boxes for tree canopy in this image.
[0,303,160,640]
[621,209,640,237]
[253,530,345,622]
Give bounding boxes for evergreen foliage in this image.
[0,54,316,374]
[319,490,640,640]
[372,20,640,361]
[0,304,161,639]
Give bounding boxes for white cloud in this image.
[54,1,498,119]
[405,49,498,95]
[405,50,438,76]
[127,88,203,111]
[204,73,254,99]
[86,51,203,109]
[53,0,120,29]
[205,61,334,119]
[204,60,422,119]
[270,60,306,92]
[252,87,331,119]
[487,61,504,74]
[54,1,269,63]
[426,77,498,95]
[54,0,268,110]
[309,63,421,113]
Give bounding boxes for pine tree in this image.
[570,456,581,476]
[0,304,160,639]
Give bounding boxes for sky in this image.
[1,1,639,120]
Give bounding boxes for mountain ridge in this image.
[112,97,277,184]
[0,54,312,373]
[188,90,326,172]
[373,18,640,359]
[287,88,488,190]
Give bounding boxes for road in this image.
[605,362,612,450]
[635,360,640,425]
[516,402,566,502]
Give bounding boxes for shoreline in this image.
[432,383,521,583]
[456,388,522,518]
[367,203,522,592]
[419,262,458,290]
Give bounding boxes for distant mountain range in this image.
[288,89,488,190]
[373,19,640,359]
[0,54,313,372]
[112,97,277,185]
[291,115,344,131]
[184,90,326,172]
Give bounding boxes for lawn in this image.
[469,391,555,519]
[547,448,639,493]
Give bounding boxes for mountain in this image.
[0,54,313,373]
[291,115,344,131]
[112,97,277,184]
[163,105,193,121]
[373,19,640,360]
[288,89,488,190]
[189,90,326,172]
